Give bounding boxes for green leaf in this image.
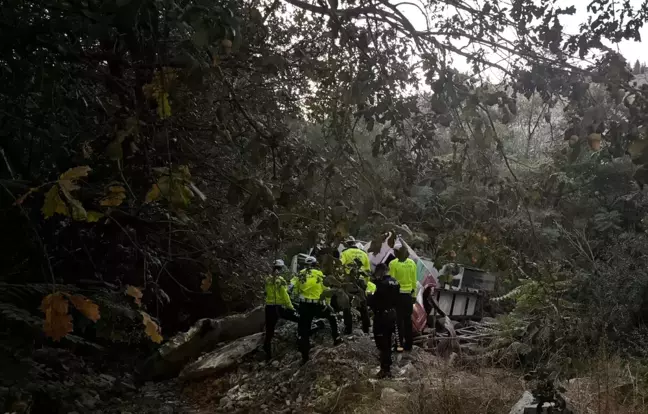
[86,211,104,222]
[59,186,87,221]
[145,184,161,203]
[42,186,69,218]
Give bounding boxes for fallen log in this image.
[179,333,264,381]
[137,306,265,381]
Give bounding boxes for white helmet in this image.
[344,236,356,247]
[304,256,317,266]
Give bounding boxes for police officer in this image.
[264,259,299,361]
[293,256,341,364]
[367,263,400,378]
[340,237,373,334]
[388,243,417,351]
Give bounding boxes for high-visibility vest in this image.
[340,248,371,274]
[389,258,417,295]
[265,275,294,309]
[294,268,326,301]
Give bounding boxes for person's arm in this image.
[279,284,294,310]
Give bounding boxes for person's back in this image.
[389,257,417,295]
[368,275,400,312]
[368,264,400,378]
[340,247,371,274]
[295,268,325,301]
[388,247,417,351]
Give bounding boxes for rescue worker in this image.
[388,243,417,351]
[294,256,341,364]
[340,237,373,334]
[264,259,299,361]
[367,263,400,378]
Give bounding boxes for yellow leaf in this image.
[41,293,73,341]
[86,210,104,222]
[141,311,163,343]
[42,185,69,218]
[201,271,212,292]
[145,184,161,203]
[59,166,91,181]
[125,285,143,306]
[100,186,126,207]
[157,92,171,119]
[59,185,87,221]
[67,294,101,322]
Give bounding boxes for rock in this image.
[509,391,535,414]
[399,362,418,377]
[271,360,279,368]
[77,392,98,409]
[179,333,264,381]
[159,404,174,414]
[138,306,265,381]
[381,387,406,405]
[219,396,232,407]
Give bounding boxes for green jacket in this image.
[265,274,294,309]
[389,258,417,296]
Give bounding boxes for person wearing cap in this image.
[367,263,400,378]
[388,243,417,351]
[294,256,341,364]
[264,259,299,361]
[339,237,373,334]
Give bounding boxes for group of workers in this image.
[264,237,418,378]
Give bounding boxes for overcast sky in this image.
[399,0,647,74]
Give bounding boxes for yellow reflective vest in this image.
[265,275,294,309]
[294,268,327,301]
[340,248,371,274]
[389,258,417,296]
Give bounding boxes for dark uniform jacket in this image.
[367,276,400,312]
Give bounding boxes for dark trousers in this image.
[342,303,370,334]
[264,305,299,358]
[298,302,339,361]
[396,293,413,350]
[373,310,396,372]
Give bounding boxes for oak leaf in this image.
[125,285,143,306]
[42,186,69,218]
[141,311,163,343]
[67,294,101,322]
[100,185,127,207]
[41,293,73,341]
[59,166,91,181]
[145,184,161,203]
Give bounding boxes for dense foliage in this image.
[2,0,648,410]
